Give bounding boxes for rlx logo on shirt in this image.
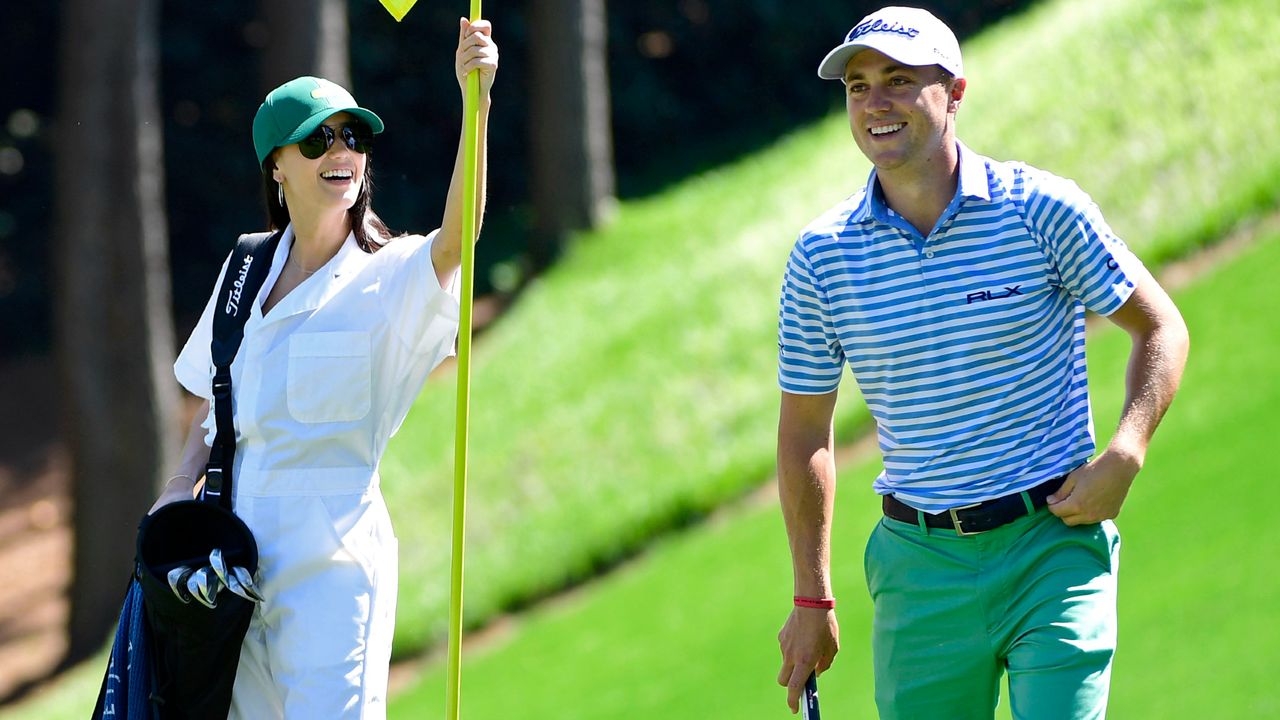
[965,285,1023,304]
[224,254,254,316]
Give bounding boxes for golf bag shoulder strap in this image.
[203,230,282,510]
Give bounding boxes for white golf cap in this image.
[817,6,963,81]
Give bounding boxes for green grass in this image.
[386,227,1280,719]
[382,93,866,650]
[381,0,1280,654]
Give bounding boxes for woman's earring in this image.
[277,183,285,207]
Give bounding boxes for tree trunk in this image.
[260,0,350,92]
[529,0,616,269]
[55,0,179,662]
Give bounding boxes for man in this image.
[774,6,1189,718]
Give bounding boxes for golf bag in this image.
[92,231,281,720]
[91,579,151,718]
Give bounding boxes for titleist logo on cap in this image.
[847,18,920,42]
[224,254,254,316]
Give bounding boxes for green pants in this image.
[864,505,1120,720]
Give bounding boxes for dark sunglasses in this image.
[296,122,374,159]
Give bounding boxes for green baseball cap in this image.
[252,76,385,169]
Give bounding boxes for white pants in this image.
[227,489,398,719]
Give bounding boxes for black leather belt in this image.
[882,474,1068,535]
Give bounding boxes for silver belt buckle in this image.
[947,502,984,536]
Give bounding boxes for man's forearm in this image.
[1110,302,1190,463]
[778,427,837,598]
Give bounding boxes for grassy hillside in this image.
[960,0,1280,262]
[381,0,1280,653]
[387,226,1280,718]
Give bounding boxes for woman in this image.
[148,18,498,718]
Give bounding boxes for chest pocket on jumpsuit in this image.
[287,331,373,423]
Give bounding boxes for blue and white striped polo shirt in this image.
[778,143,1143,512]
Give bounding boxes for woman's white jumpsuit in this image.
[174,226,459,719]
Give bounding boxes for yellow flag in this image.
[378,0,418,21]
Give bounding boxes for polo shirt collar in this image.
[849,140,991,225]
[956,141,991,201]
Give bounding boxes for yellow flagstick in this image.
[448,2,483,719]
[373,2,478,716]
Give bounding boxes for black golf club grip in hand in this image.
[802,672,821,720]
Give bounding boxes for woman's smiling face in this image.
[272,112,368,215]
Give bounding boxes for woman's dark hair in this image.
[262,156,394,253]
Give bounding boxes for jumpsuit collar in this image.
[257,224,367,325]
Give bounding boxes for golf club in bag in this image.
[92,231,281,719]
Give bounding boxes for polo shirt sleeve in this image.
[1020,169,1144,317]
[375,229,462,356]
[173,252,232,400]
[778,237,845,394]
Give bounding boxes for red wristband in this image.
[794,595,836,609]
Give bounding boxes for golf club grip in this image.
[802,672,821,720]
